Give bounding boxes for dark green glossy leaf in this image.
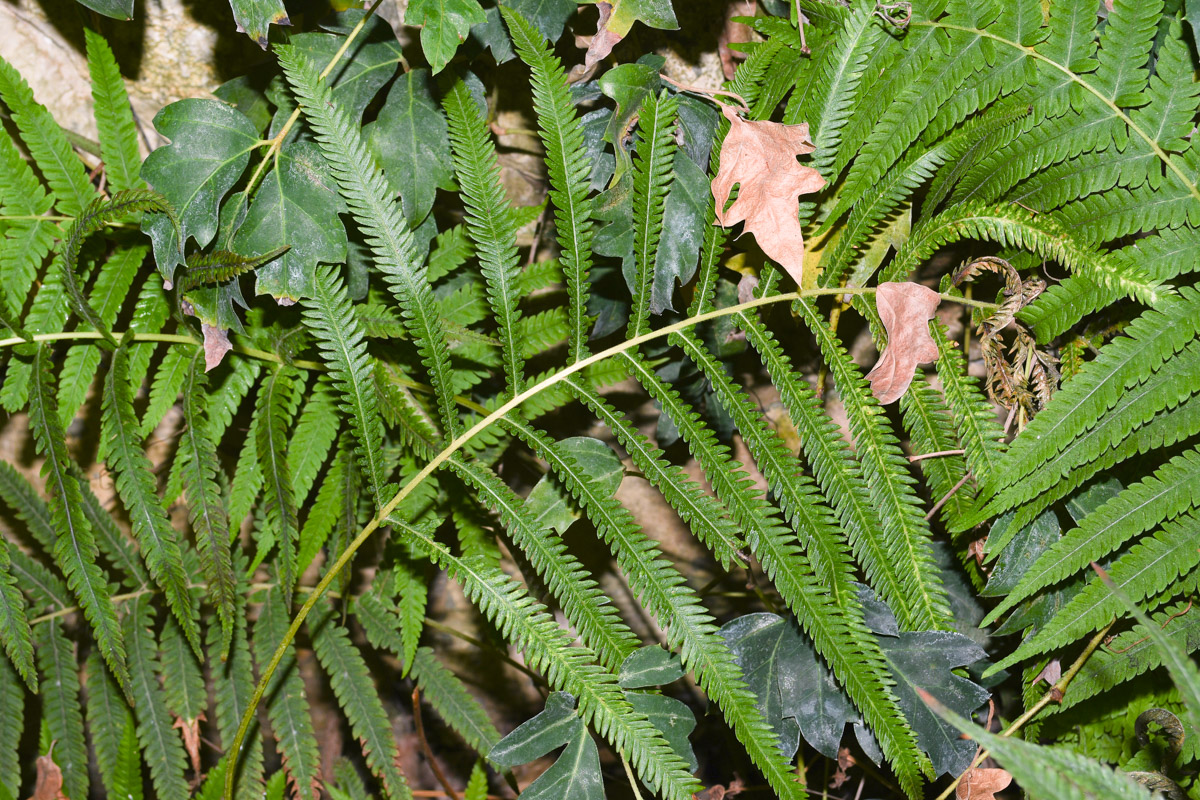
[141,99,260,279]
[214,75,273,135]
[289,15,403,121]
[982,509,1061,598]
[367,70,453,225]
[652,149,707,314]
[519,726,604,800]
[234,141,347,302]
[230,0,291,48]
[76,0,133,19]
[598,58,664,178]
[524,437,624,533]
[626,692,697,771]
[719,613,802,757]
[488,692,579,769]
[406,0,487,73]
[618,646,686,689]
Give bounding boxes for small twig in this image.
[874,1,913,27]
[909,449,966,463]
[413,687,460,800]
[794,0,810,54]
[622,758,645,800]
[658,73,751,113]
[926,472,973,520]
[1106,600,1194,654]
[932,621,1116,800]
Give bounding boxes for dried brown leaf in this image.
[956,767,1012,800]
[173,714,205,775]
[27,751,66,800]
[711,105,826,286]
[866,281,941,404]
[201,323,232,372]
[584,2,622,72]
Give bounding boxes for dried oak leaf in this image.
[711,105,826,287]
[956,767,1012,800]
[865,281,941,405]
[27,751,67,800]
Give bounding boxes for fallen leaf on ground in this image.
[865,281,942,404]
[202,324,232,371]
[27,750,66,800]
[711,105,826,287]
[956,767,1012,800]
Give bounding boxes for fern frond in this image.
[0,54,95,215]
[309,601,411,800]
[931,324,1005,488]
[0,125,56,319]
[884,200,1165,305]
[228,411,263,539]
[27,345,130,690]
[112,717,144,800]
[253,586,321,800]
[256,366,302,606]
[301,265,388,505]
[989,509,1200,674]
[58,244,146,427]
[985,447,1200,627]
[566,372,746,567]
[447,453,641,671]
[296,436,350,577]
[409,647,502,757]
[179,352,237,654]
[628,90,677,338]
[140,344,190,436]
[0,536,34,689]
[0,460,56,552]
[977,288,1200,518]
[504,8,595,361]
[0,658,19,799]
[501,419,811,800]
[101,343,199,653]
[160,612,206,724]
[7,548,70,612]
[797,298,952,632]
[178,245,289,294]
[288,376,339,505]
[395,520,703,800]
[277,45,459,441]
[209,559,265,800]
[36,618,89,800]
[85,649,129,793]
[1058,159,1200,244]
[75,465,147,590]
[84,29,144,194]
[443,79,525,396]
[124,595,191,800]
[665,320,928,793]
[900,375,973,524]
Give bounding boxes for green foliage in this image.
[2,3,1199,799]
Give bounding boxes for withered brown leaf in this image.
[956,767,1012,800]
[711,105,826,287]
[865,281,942,405]
[201,323,232,372]
[27,751,67,800]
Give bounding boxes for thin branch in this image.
[926,472,972,520]
[413,687,460,800]
[909,449,966,463]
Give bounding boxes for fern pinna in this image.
[0,0,1198,798]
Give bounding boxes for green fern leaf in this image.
[227,407,263,540]
[931,324,1005,488]
[209,557,265,800]
[503,7,596,361]
[0,54,95,215]
[6,549,70,613]
[177,245,289,295]
[0,657,21,799]
[277,45,459,441]
[989,510,1200,674]
[296,435,351,577]
[112,716,145,800]
[985,447,1200,627]
[27,345,130,690]
[256,366,302,606]
[884,200,1166,306]
[124,595,191,800]
[101,343,199,653]
[797,298,952,632]
[301,265,388,505]
[443,79,526,396]
[310,601,411,800]
[0,536,34,689]
[628,89,677,338]
[396,520,702,800]
[900,376,974,525]
[0,126,56,319]
[75,463,147,590]
[410,647,503,756]
[179,352,237,653]
[253,586,321,800]
[288,376,339,506]
[160,611,206,725]
[463,762,487,800]
[139,344,190,436]
[85,649,130,794]
[977,287,1200,517]
[84,29,144,194]
[36,618,89,800]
